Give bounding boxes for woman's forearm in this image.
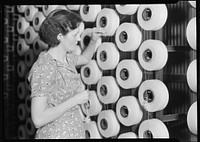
[32,95,78,128]
[81,39,97,60]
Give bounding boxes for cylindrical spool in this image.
[187,101,197,135]
[33,36,49,55]
[18,125,28,139]
[97,76,120,104]
[18,82,27,100]
[24,5,38,22]
[138,79,169,112]
[138,118,169,138]
[25,94,31,113]
[189,1,196,8]
[25,49,37,67]
[18,104,28,121]
[80,28,102,51]
[115,4,139,15]
[118,132,138,138]
[81,91,102,116]
[80,60,102,85]
[96,42,120,70]
[42,5,59,17]
[115,22,142,52]
[17,5,28,13]
[138,39,168,71]
[186,17,196,50]
[17,16,30,35]
[97,109,120,138]
[96,8,120,36]
[66,5,80,11]
[84,121,102,139]
[17,38,30,56]
[25,117,35,136]
[186,59,197,93]
[116,96,143,126]
[80,5,101,22]
[17,61,28,78]
[137,4,168,31]
[24,26,38,45]
[33,11,46,32]
[116,59,143,89]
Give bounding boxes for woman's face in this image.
[60,22,84,52]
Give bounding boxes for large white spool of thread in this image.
[80,60,102,85]
[17,16,30,35]
[24,26,38,45]
[18,104,28,121]
[186,17,196,50]
[81,91,102,117]
[116,96,143,126]
[80,5,101,22]
[24,5,38,22]
[84,121,102,139]
[187,101,197,135]
[96,42,120,70]
[80,28,102,51]
[96,8,120,36]
[17,38,30,56]
[189,1,196,8]
[137,4,168,31]
[138,118,169,138]
[17,82,27,100]
[17,5,27,13]
[33,36,49,55]
[115,4,139,15]
[115,22,142,52]
[25,49,37,67]
[97,76,120,104]
[25,117,35,136]
[18,125,28,139]
[138,79,169,112]
[17,61,28,78]
[42,5,59,16]
[25,94,31,113]
[116,59,143,89]
[138,39,168,71]
[118,132,138,138]
[66,5,81,11]
[186,59,197,93]
[33,11,45,32]
[97,109,120,138]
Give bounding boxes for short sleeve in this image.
[28,62,55,98]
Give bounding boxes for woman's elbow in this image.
[31,117,43,129]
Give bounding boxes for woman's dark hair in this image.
[39,9,83,48]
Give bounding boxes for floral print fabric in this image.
[28,51,86,139]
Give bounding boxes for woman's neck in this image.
[47,45,68,64]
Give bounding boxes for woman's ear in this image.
[57,33,63,41]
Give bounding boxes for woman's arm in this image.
[76,28,103,66]
[76,39,97,66]
[31,90,89,128]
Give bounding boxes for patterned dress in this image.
[28,51,86,139]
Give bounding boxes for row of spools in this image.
[16,3,196,139]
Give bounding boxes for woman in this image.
[28,9,102,139]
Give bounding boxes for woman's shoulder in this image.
[28,51,56,81]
